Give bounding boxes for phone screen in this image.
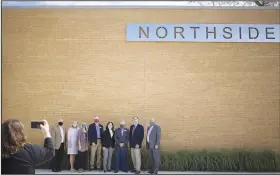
[31,121,44,129]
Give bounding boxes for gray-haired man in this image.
[114,120,129,173]
[146,118,161,174]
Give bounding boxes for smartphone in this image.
[31,120,44,129]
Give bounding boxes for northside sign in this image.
[126,24,280,43]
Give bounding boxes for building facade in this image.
[2,7,280,151]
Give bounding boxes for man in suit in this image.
[146,118,161,174]
[50,119,66,172]
[88,116,104,170]
[114,120,129,173]
[129,116,144,174]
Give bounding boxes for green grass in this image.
[38,149,280,172]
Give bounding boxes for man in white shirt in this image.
[146,118,161,174]
[50,119,66,172]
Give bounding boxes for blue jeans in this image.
[114,147,128,172]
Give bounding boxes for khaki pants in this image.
[131,148,141,171]
[90,139,102,169]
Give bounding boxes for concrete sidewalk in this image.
[35,169,280,174]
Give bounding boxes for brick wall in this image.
[2,8,280,151]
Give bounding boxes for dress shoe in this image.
[153,172,158,174]
[114,170,119,173]
[104,170,107,173]
[70,169,76,172]
[135,171,141,174]
[148,170,154,174]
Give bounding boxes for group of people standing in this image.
[50,116,161,174]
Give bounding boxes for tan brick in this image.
[2,9,280,151]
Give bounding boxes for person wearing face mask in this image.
[114,120,129,173]
[88,116,104,170]
[67,121,79,172]
[129,116,144,174]
[76,122,88,173]
[101,122,115,173]
[50,119,66,172]
[146,118,161,174]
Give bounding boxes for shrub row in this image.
[38,149,280,172]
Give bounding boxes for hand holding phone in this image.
[31,120,50,137]
[40,120,50,136]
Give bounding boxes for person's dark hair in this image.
[2,119,26,158]
[105,122,114,131]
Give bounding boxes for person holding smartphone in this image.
[2,119,55,174]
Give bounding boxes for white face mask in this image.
[73,122,77,127]
[108,124,113,129]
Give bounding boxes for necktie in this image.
[132,125,136,136]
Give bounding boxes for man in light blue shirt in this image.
[96,123,101,139]
[88,116,104,170]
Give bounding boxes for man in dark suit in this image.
[129,116,144,174]
[114,120,129,173]
[88,116,104,170]
[146,118,161,174]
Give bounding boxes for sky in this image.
[2,1,261,7]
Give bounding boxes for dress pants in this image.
[51,143,64,171]
[148,148,160,173]
[103,147,113,171]
[114,147,128,172]
[77,151,88,170]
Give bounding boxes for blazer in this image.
[114,127,129,148]
[1,138,55,174]
[129,124,144,149]
[88,123,104,144]
[50,125,67,149]
[146,124,161,150]
[101,129,115,148]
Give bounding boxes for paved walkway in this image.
[36,169,280,174]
